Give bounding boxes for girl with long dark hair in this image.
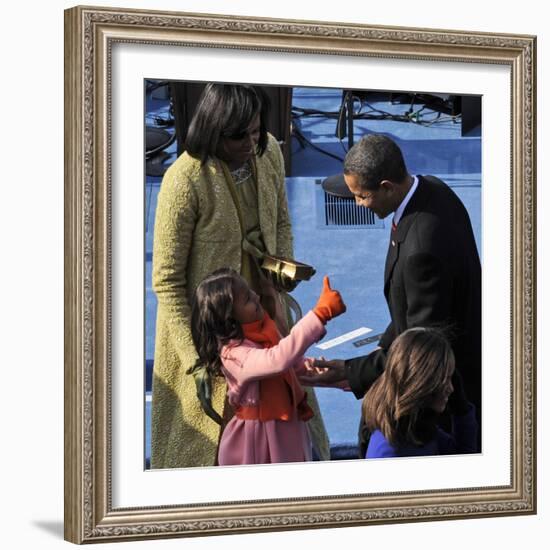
[363,327,478,458]
[191,268,346,465]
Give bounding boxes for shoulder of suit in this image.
[420,174,459,195]
[418,174,446,190]
[417,175,464,210]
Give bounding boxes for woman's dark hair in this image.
[343,134,408,191]
[190,268,244,377]
[184,83,270,165]
[363,327,455,447]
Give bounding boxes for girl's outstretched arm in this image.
[222,311,325,384]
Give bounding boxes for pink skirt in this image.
[218,415,312,465]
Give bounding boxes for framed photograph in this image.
[64,5,536,544]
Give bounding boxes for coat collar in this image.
[384,176,432,287]
[391,176,431,243]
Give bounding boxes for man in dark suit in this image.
[304,134,481,454]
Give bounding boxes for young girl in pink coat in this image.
[191,268,346,466]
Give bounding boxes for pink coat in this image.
[218,311,326,465]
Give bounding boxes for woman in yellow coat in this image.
[151,84,329,468]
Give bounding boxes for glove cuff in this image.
[313,306,330,324]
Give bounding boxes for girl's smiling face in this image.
[232,277,263,324]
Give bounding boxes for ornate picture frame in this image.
[64,5,536,544]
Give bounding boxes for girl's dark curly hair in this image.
[190,268,244,377]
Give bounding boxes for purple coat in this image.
[366,404,478,458]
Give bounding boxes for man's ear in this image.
[379,179,394,193]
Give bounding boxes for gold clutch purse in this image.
[261,255,316,292]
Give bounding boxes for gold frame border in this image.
[64,5,536,544]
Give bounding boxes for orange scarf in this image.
[237,312,314,422]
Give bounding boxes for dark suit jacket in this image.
[346,176,482,415]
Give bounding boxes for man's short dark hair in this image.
[343,134,408,190]
[185,83,270,165]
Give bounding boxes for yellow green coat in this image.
[151,134,329,468]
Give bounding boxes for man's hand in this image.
[299,358,348,388]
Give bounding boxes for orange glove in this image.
[313,276,346,324]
